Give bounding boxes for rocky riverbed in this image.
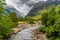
[8,21,47,40]
[8,25,40,40]
[8,21,41,40]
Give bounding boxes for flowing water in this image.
[8,24,41,40]
[6,0,47,17]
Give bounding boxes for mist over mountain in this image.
[5,0,60,17]
[5,0,47,17]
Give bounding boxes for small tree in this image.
[10,12,17,22]
[0,0,15,39]
[39,5,60,40]
[0,0,5,19]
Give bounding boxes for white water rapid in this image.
[6,0,47,17]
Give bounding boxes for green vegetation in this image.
[0,0,15,39]
[9,12,38,24]
[9,12,19,26]
[0,14,15,38]
[10,12,18,22]
[38,5,60,40]
[16,17,35,24]
[9,12,35,24]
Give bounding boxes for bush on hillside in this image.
[0,14,15,38]
[0,0,15,39]
[19,17,35,24]
[10,12,18,22]
[39,5,60,40]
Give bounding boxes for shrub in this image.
[17,17,35,24]
[9,12,20,26]
[0,0,15,38]
[10,12,18,22]
[39,5,60,40]
[0,14,15,38]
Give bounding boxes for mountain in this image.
[5,0,60,17]
[27,0,60,16]
[5,0,44,17]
